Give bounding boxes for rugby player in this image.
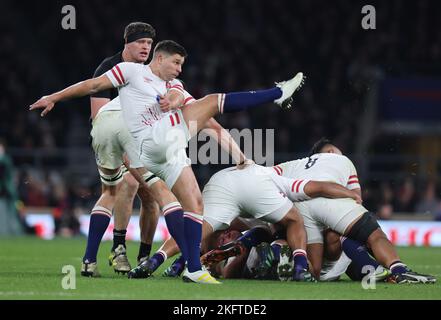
[271,138,436,284]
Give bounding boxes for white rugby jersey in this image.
[104,62,188,135]
[272,153,361,190]
[97,90,195,117]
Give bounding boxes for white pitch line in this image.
[0,291,129,298]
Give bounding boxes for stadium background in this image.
[1,0,441,241]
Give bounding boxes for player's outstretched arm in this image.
[202,118,254,167]
[304,181,362,203]
[29,74,113,117]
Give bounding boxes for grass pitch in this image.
[1,237,440,300]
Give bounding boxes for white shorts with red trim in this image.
[202,164,293,231]
[137,109,191,188]
[293,198,367,244]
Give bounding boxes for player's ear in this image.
[158,52,167,63]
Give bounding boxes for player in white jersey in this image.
[30,39,305,283]
[271,138,436,284]
[92,90,195,266]
[31,35,221,284]
[273,150,363,244]
[201,163,361,280]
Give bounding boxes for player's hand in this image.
[351,191,363,204]
[200,251,218,268]
[29,96,55,117]
[236,158,255,170]
[158,94,172,112]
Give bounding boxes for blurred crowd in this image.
[2,0,441,235]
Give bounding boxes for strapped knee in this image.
[98,167,123,186]
[346,212,380,244]
[142,171,160,187]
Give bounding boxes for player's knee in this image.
[345,212,380,244]
[138,185,156,206]
[277,208,304,229]
[206,94,218,103]
[101,183,117,197]
[366,228,388,245]
[122,172,139,192]
[142,201,160,216]
[285,207,304,224]
[183,194,204,214]
[324,229,342,261]
[190,198,203,215]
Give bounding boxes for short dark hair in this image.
[153,40,187,58]
[309,137,332,156]
[124,22,155,41]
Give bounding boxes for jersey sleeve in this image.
[346,159,361,190]
[182,89,196,106]
[271,173,311,202]
[286,178,311,201]
[168,79,185,95]
[104,62,135,88]
[272,164,285,176]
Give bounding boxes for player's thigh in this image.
[240,172,292,223]
[292,201,325,245]
[203,188,240,234]
[116,117,145,170]
[140,141,191,192]
[323,229,342,261]
[91,112,125,170]
[181,94,219,137]
[140,111,190,165]
[306,198,367,235]
[137,182,156,207]
[171,166,203,214]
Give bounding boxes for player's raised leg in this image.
[181,72,305,137]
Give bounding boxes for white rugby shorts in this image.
[137,109,191,188]
[294,198,367,244]
[203,165,293,231]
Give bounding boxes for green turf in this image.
[0,237,440,300]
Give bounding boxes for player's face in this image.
[126,38,154,63]
[216,230,241,247]
[322,144,343,155]
[159,53,185,81]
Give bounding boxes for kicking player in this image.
[30,39,304,283]
[272,138,436,284]
[90,35,255,278]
